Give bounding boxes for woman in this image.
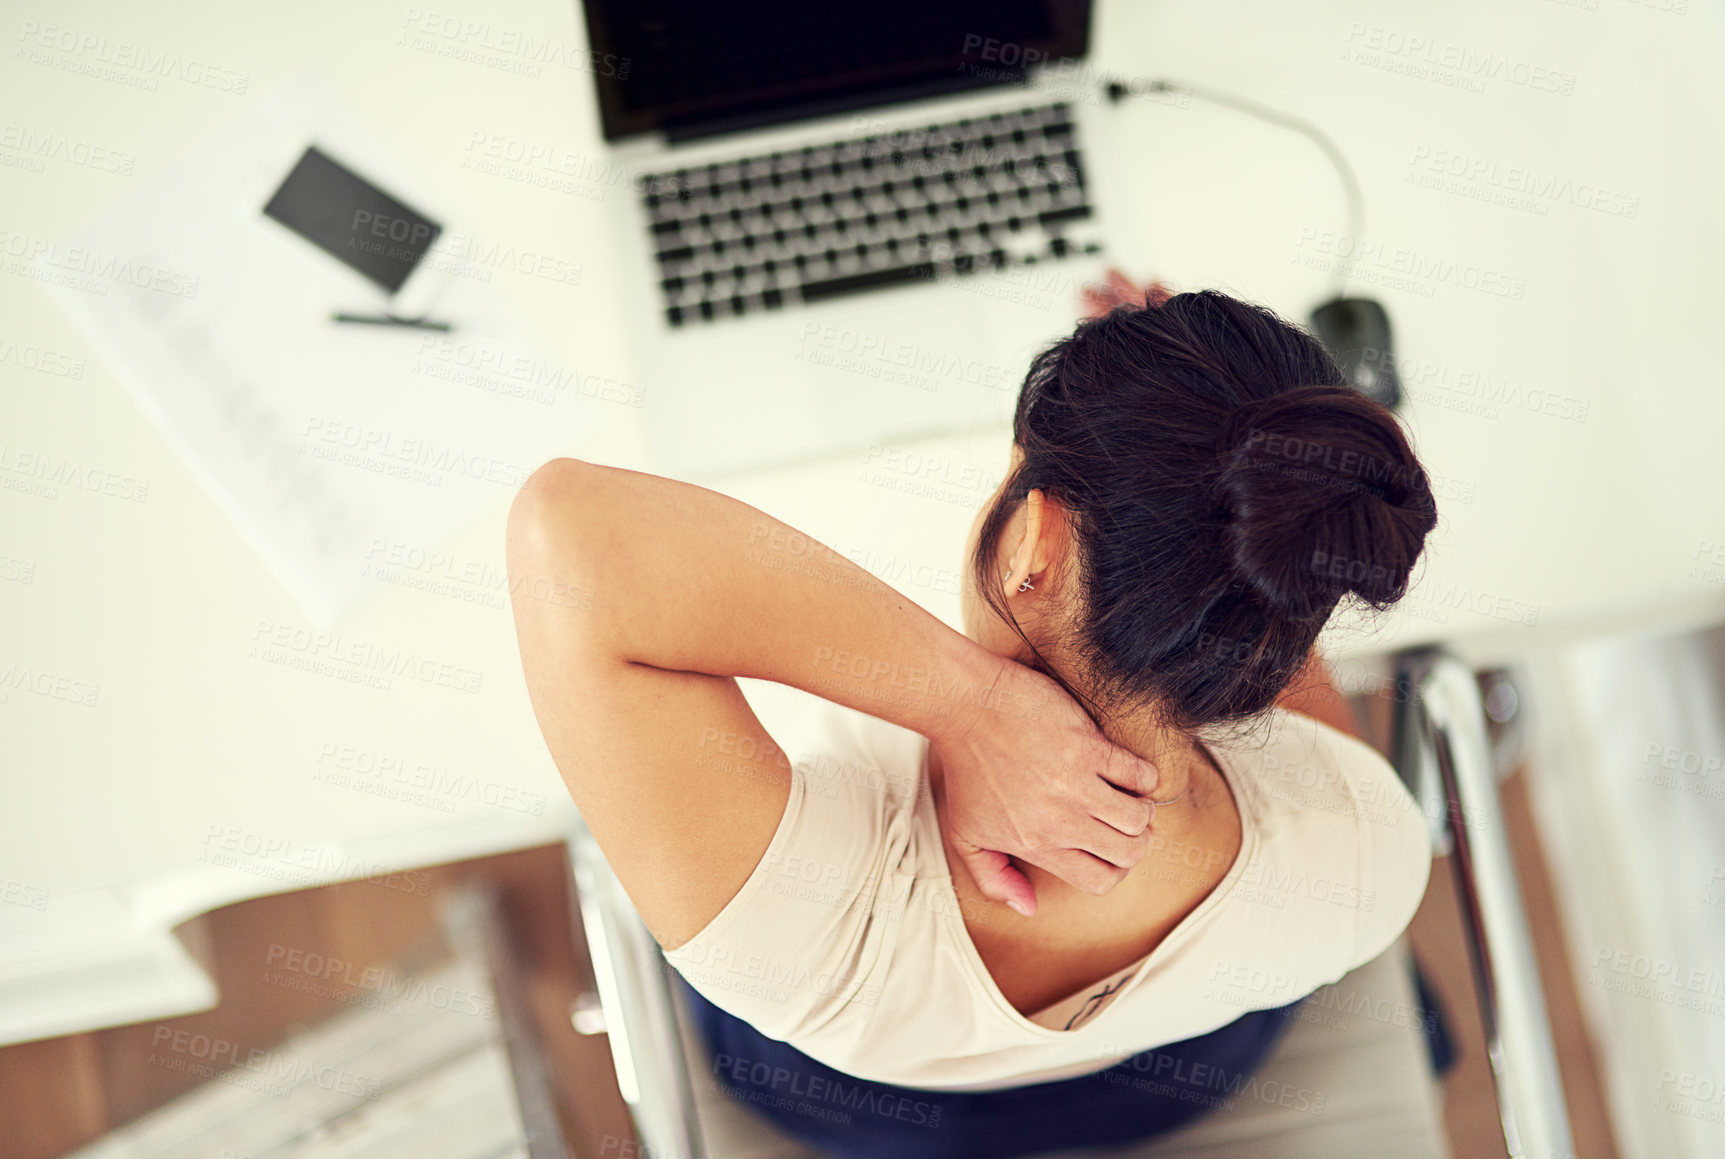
[506,279,1440,1158]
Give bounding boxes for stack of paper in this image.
[36,69,613,626]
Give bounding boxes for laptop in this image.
[577,0,1114,482]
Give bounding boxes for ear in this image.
[1003,489,1058,589]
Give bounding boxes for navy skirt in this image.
[678,974,1305,1159]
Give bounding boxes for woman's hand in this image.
[931,655,1162,917]
[1081,268,1174,318]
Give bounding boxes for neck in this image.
[1019,724,1216,898]
[1031,646,1208,810]
[925,687,1216,849]
[948,641,1217,811]
[1092,711,1205,808]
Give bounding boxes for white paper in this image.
[34,69,614,626]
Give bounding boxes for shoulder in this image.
[659,698,928,1035]
[1232,709,1432,965]
[798,698,929,803]
[779,700,927,882]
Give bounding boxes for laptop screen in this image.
[578,0,1092,142]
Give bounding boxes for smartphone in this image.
[262,144,451,316]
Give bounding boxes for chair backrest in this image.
[1392,649,1577,1159]
[566,819,709,1158]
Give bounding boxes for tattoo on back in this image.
[1064,973,1131,1030]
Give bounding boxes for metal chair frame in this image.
[1391,648,1577,1159]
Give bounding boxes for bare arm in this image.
[505,458,1160,942]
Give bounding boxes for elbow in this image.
[506,457,598,584]
[509,458,592,543]
[514,455,593,512]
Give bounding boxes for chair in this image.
[564,645,1575,1158]
[666,937,1447,1159]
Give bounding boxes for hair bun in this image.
[1212,387,1438,620]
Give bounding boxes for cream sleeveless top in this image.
[663,701,1431,1091]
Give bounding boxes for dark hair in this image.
[972,289,1438,736]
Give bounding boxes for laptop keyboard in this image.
[639,102,1101,327]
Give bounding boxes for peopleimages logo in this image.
[1090,1040,1327,1115]
[300,417,536,490]
[249,619,484,694]
[147,1027,380,1099]
[14,21,251,94]
[811,644,1041,721]
[263,944,496,1018]
[398,8,630,78]
[710,1051,943,1129]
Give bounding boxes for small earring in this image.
[1004,568,1034,593]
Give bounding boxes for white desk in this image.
[3,0,1724,1050]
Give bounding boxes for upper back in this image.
[661,699,1432,1091]
[935,733,1246,1021]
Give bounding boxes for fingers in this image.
[1085,776,1155,837]
[1075,818,1154,871]
[1079,285,1116,319]
[1098,751,1160,799]
[955,826,1142,911]
[954,843,1039,917]
[1081,267,1141,318]
[1034,847,1135,897]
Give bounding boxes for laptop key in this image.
[800,262,935,303]
[1039,204,1093,227]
